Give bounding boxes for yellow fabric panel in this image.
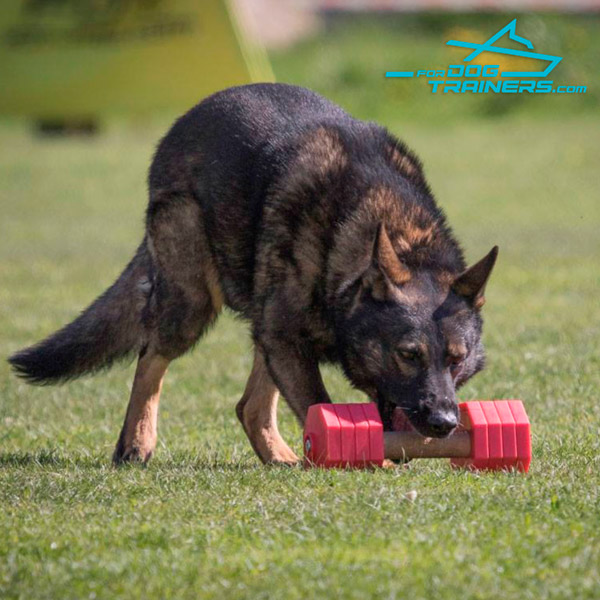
[0,0,274,118]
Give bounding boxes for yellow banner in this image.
[0,0,274,118]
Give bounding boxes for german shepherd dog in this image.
[9,83,498,465]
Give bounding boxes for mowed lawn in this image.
[1,105,599,598]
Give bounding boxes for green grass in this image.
[1,14,600,599]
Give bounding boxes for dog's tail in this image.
[8,241,154,385]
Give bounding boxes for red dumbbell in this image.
[303,400,531,472]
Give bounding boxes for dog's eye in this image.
[447,354,465,374]
[398,348,421,363]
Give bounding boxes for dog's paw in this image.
[263,445,300,467]
[112,443,153,466]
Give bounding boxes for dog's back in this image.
[149,83,360,315]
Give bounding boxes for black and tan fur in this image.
[9,84,498,465]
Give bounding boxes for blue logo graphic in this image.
[446,19,562,78]
[385,19,585,95]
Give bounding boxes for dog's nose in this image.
[426,410,458,437]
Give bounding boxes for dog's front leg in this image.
[236,346,300,465]
[258,336,331,426]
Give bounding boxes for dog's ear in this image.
[374,223,411,285]
[452,246,499,309]
[363,223,411,299]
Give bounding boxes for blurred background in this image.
[1,0,598,126]
[1,3,599,597]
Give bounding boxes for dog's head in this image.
[337,224,498,438]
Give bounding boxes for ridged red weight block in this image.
[481,401,503,469]
[359,403,384,466]
[303,404,342,468]
[508,400,532,472]
[450,401,489,470]
[348,404,372,464]
[335,404,356,465]
[304,403,383,467]
[494,400,518,469]
[450,400,531,472]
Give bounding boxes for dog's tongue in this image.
[392,407,416,432]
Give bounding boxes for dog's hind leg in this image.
[113,350,169,464]
[113,192,223,464]
[236,347,299,465]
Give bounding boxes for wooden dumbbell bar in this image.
[303,401,531,472]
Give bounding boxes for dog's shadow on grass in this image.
[0,449,270,473]
[0,450,105,469]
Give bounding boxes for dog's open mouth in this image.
[378,398,418,433]
[391,407,416,432]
